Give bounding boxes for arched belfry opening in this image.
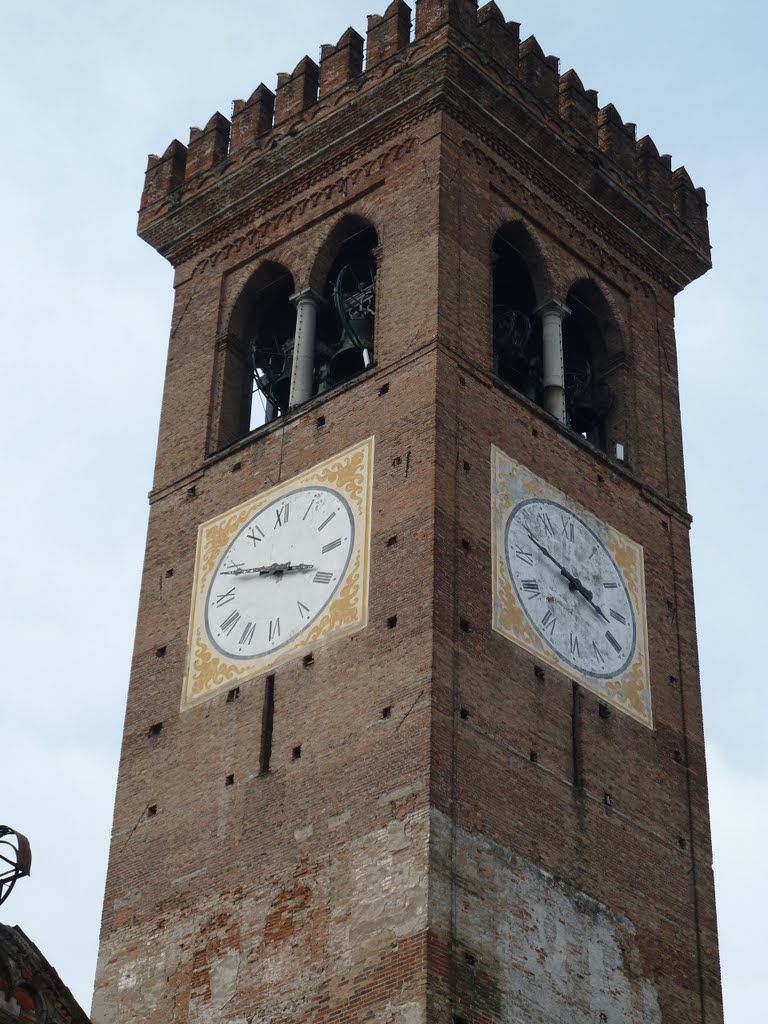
[243,265,296,427]
[313,217,378,395]
[492,225,545,405]
[563,280,617,451]
[216,262,296,447]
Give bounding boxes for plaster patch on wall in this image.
[431,809,661,1024]
[209,949,241,1010]
[332,809,429,963]
[360,999,426,1024]
[95,942,173,1022]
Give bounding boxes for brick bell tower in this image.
[93,2,722,1023]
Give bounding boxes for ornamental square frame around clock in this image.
[491,445,653,728]
[182,437,374,710]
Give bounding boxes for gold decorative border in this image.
[182,437,374,710]
[491,445,652,729]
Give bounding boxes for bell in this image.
[253,339,293,415]
[329,333,367,383]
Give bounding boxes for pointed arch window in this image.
[492,226,544,406]
[563,282,618,452]
[313,218,378,395]
[212,262,295,451]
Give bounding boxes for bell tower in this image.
[93,2,722,1023]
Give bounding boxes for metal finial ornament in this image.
[0,827,32,908]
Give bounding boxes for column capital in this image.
[290,287,325,307]
[534,298,571,320]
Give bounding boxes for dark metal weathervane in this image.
[0,826,32,908]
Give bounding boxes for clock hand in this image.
[525,529,607,614]
[221,562,315,576]
[525,531,587,591]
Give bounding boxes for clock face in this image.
[183,437,374,710]
[206,487,354,659]
[492,446,652,728]
[505,498,636,679]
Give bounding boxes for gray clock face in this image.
[504,499,636,679]
[206,486,354,660]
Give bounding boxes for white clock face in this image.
[505,499,636,679]
[206,486,354,659]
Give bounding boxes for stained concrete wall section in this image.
[431,809,662,1023]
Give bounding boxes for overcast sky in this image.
[1,1,765,1021]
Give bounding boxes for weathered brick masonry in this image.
[92,1,721,1022]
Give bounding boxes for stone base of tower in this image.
[93,803,715,1023]
[428,809,663,1024]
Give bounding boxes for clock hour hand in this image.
[221,562,315,576]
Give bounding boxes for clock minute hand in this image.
[525,530,582,587]
[525,529,598,606]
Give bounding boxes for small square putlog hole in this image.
[292,745,302,761]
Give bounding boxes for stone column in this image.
[535,299,571,424]
[288,289,323,409]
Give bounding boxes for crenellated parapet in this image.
[320,27,365,97]
[231,85,275,155]
[367,0,411,68]
[139,0,709,271]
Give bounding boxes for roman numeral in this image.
[314,571,333,585]
[225,560,244,572]
[239,622,257,646]
[318,511,336,532]
[247,525,265,545]
[215,588,236,607]
[297,601,310,620]
[302,500,315,521]
[605,631,623,654]
[269,618,281,642]
[603,582,619,589]
[322,538,342,554]
[561,518,575,542]
[541,609,556,635]
[610,609,627,625]
[221,611,241,635]
[537,512,555,536]
[521,579,541,600]
[592,640,605,665]
[570,633,580,657]
[274,504,289,528]
[515,548,534,566]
